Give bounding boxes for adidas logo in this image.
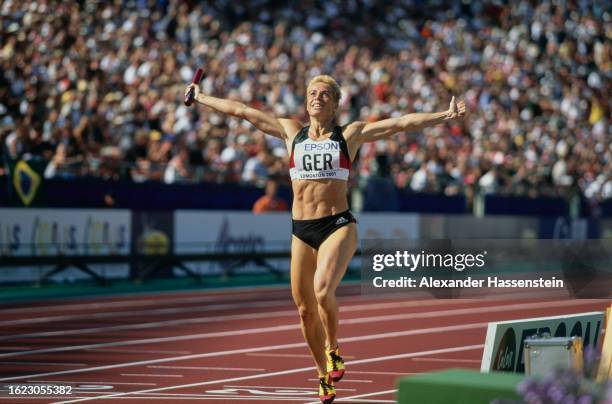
[335,217,348,225]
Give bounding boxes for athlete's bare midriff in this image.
[291,179,349,220]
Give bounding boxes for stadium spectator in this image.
[163,146,192,183]
[0,0,609,209]
[252,179,289,213]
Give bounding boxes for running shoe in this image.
[319,374,336,404]
[326,346,345,382]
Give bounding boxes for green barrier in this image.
[397,368,523,404]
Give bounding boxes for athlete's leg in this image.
[290,235,327,377]
[314,223,358,351]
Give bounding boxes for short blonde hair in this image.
[307,75,341,105]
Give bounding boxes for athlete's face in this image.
[306,83,337,119]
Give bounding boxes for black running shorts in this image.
[292,210,357,249]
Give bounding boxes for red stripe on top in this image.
[339,151,351,170]
[289,151,295,168]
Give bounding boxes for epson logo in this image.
[303,142,340,152]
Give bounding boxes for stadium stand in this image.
[0,0,610,214]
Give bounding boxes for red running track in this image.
[0,285,608,403]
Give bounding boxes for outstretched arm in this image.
[348,97,466,144]
[184,84,289,139]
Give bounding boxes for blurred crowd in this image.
[0,0,610,206]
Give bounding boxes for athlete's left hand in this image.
[447,96,466,119]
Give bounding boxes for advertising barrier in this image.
[2,209,609,283]
[173,211,420,275]
[0,208,131,282]
[481,312,605,374]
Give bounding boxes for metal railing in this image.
[0,241,362,286]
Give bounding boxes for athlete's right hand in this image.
[184,83,200,104]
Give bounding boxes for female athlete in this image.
[185,75,466,403]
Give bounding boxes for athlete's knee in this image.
[295,302,318,323]
[314,279,334,306]
[292,292,317,322]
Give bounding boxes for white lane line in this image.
[0,286,292,315]
[308,378,372,383]
[29,380,156,386]
[0,285,560,318]
[336,380,373,384]
[0,341,305,383]
[69,397,316,401]
[148,365,265,371]
[411,357,481,364]
[0,320,487,383]
[0,389,325,400]
[224,385,312,390]
[86,349,191,355]
[173,396,390,403]
[1,391,382,402]
[0,297,483,340]
[129,392,310,396]
[342,298,481,312]
[0,300,290,328]
[52,392,123,395]
[0,362,86,367]
[247,353,356,359]
[52,344,482,403]
[0,324,298,359]
[0,298,592,359]
[120,374,182,378]
[335,400,394,403]
[2,397,311,401]
[2,309,298,341]
[222,385,354,392]
[0,397,90,400]
[315,388,398,404]
[134,392,323,397]
[0,286,369,326]
[341,299,602,325]
[5,297,595,382]
[348,371,419,376]
[246,353,313,358]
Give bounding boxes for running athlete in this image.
[185,75,466,403]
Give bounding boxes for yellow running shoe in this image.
[319,374,336,404]
[326,347,345,382]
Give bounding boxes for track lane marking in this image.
[29,380,157,386]
[0,286,295,315]
[120,374,183,378]
[247,353,356,359]
[148,366,265,371]
[0,362,86,366]
[0,298,598,358]
[347,371,418,376]
[0,321,487,382]
[0,286,567,318]
[308,378,372,383]
[1,397,315,401]
[0,296,488,334]
[411,357,481,363]
[0,300,290,327]
[86,348,191,354]
[306,388,398,404]
[52,344,482,403]
[222,385,354,391]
